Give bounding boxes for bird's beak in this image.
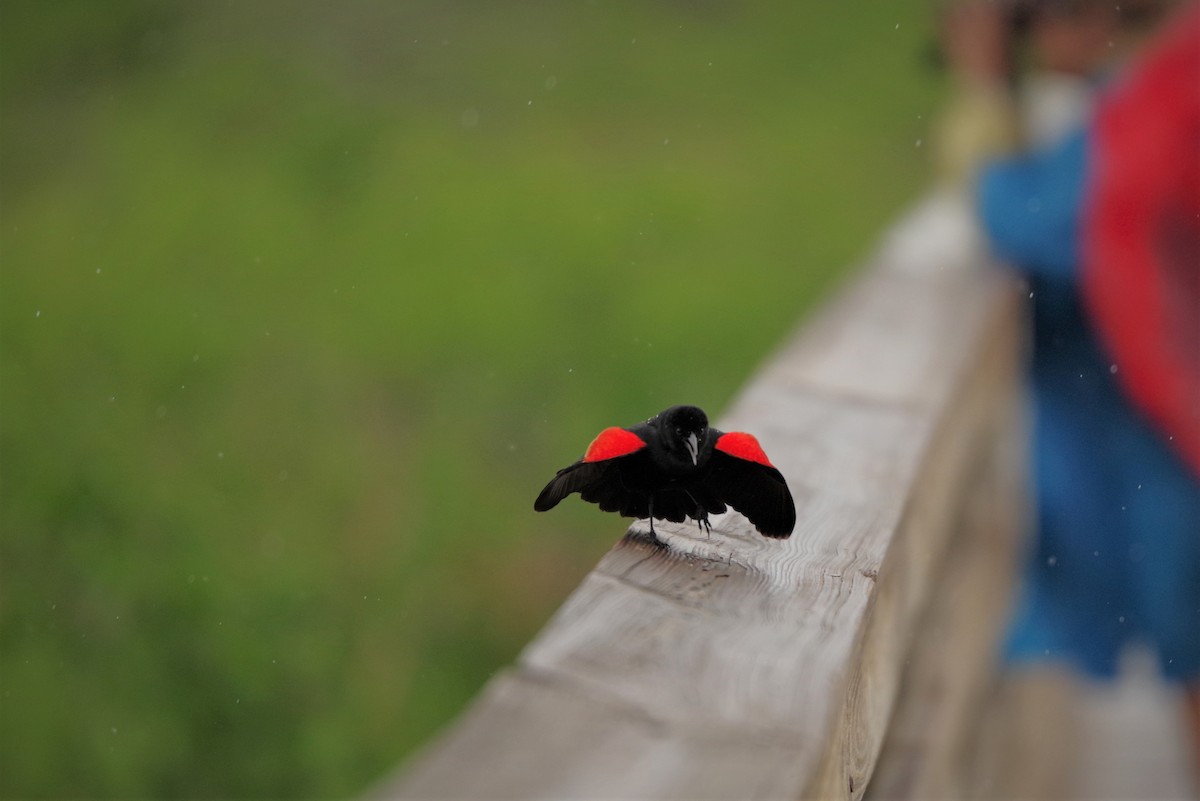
[685,432,699,465]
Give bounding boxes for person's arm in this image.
[933,2,1022,187]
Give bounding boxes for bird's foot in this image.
[649,518,670,549]
[625,518,669,550]
[641,532,669,550]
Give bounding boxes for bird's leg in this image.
[681,488,711,538]
[646,497,663,546]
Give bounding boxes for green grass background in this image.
[1,1,942,796]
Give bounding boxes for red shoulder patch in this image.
[716,431,775,467]
[583,427,646,463]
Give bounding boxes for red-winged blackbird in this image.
[534,405,795,542]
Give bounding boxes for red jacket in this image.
[1083,3,1200,478]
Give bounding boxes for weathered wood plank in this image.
[391,668,816,800]
[866,408,1022,800]
[966,657,1200,801]
[747,268,995,409]
[374,227,1023,800]
[966,667,1078,801]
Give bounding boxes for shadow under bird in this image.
[534,405,796,543]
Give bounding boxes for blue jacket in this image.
[977,131,1200,681]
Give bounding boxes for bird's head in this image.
[659,405,709,466]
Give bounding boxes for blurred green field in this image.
[0,1,941,797]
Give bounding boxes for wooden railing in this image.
[372,196,1025,800]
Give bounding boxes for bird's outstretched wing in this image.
[534,427,648,515]
[703,431,795,538]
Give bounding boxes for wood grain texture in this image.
[374,213,1025,801]
[866,402,1023,800]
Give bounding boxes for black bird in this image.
[534,405,795,542]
